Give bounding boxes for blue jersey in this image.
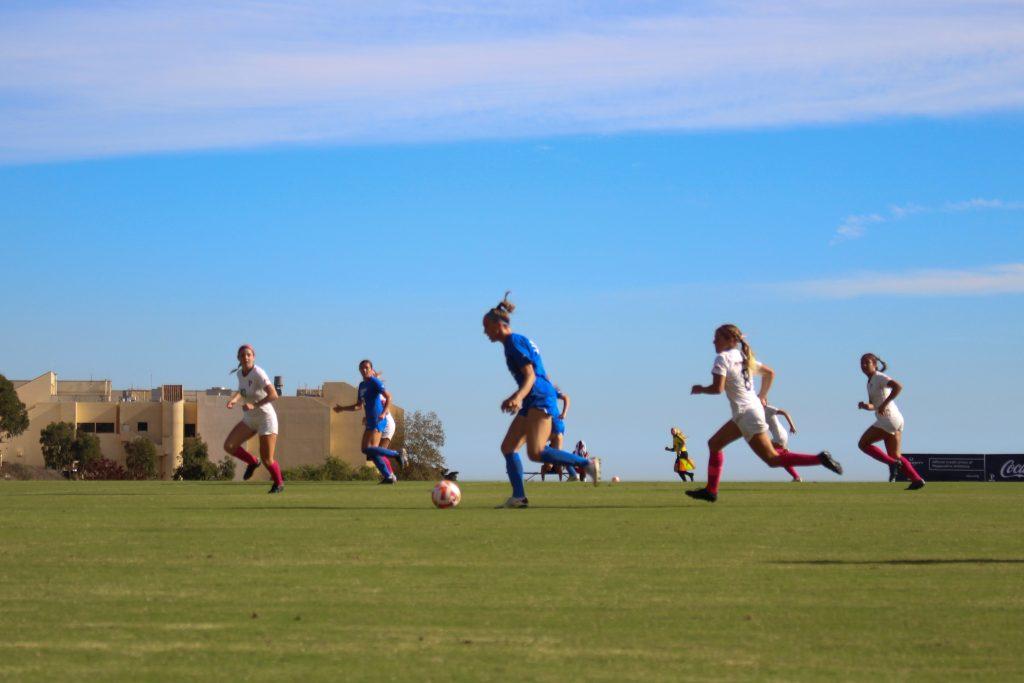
[358,376,386,423]
[503,333,558,411]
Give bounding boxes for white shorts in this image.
[733,409,769,441]
[381,413,396,440]
[242,407,279,436]
[872,413,904,435]
[771,430,789,450]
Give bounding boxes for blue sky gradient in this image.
[2,2,1022,480]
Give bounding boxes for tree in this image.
[0,374,29,442]
[39,421,76,471]
[71,432,103,470]
[124,437,158,479]
[174,436,233,480]
[396,410,447,480]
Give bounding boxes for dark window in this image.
[184,424,197,438]
[77,423,95,433]
[137,422,148,432]
[96,423,115,433]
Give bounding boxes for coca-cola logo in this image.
[999,460,1024,479]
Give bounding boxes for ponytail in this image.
[716,324,756,388]
[485,290,516,325]
[863,353,887,373]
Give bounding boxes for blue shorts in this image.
[551,416,565,436]
[517,393,559,419]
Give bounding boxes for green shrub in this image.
[124,437,158,479]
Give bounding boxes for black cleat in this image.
[268,484,284,494]
[243,462,260,481]
[685,487,717,503]
[888,462,898,482]
[906,480,926,491]
[818,450,843,475]
[378,476,396,485]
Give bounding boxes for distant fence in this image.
[898,454,1024,482]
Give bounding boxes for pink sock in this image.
[231,446,259,466]
[266,461,283,486]
[784,465,801,480]
[897,456,923,482]
[775,451,821,467]
[862,445,896,465]
[707,451,724,494]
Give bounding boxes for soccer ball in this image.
[432,480,461,509]
[611,476,621,483]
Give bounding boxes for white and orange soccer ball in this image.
[431,480,461,508]
[611,476,621,483]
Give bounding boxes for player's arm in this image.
[877,379,902,414]
[380,389,392,416]
[226,391,242,409]
[778,408,797,433]
[691,373,726,395]
[756,363,774,405]
[558,391,570,419]
[333,398,364,413]
[251,383,278,410]
[502,363,536,413]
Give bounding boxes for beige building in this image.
[2,372,401,481]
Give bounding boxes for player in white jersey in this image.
[857,353,924,490]
[764,405,802,482]
[222,344,284,493]
[686,324,843,502]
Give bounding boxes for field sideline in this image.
[2,481,1023,681]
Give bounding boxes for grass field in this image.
[2,480,1023,681]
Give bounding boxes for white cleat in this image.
[495,496,529,509]
[586,458,601,487]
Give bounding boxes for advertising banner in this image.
[897,454,1024,482]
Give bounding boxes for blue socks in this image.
[504,452,525,498]
[363,447,395,479]
[541,446,589,468]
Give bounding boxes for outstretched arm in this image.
[691,373,726,396]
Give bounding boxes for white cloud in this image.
[2,1,1024,163]
[778,263,1024,298]
[830,198,1024,244]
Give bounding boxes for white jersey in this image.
[237,365,276,418]
[867,372,902,422]
[764,405,788,446]
[712,348,763,418]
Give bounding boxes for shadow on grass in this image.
[771,559,1024,566]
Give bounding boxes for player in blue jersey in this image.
[334,359,408,483]
[547,387,580,481]
[482,292,600,508]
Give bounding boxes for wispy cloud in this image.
[830,198,1024,244]
[2,1,1024,163]
[777,263,1024,298]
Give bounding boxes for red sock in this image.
[862,444,896,465]
[231,446,258,466]
[707,451,724,494]
[267,461,283,486]
[775,451,821,467]
[784,465,800,480]
[896,456,923,482]
[382,458,394,477]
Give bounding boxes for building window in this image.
[77,423,96,433]
[184,424,197,438]
[96,423,115,433]
[137,422,148,432]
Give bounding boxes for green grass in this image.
[2,481,1023,681]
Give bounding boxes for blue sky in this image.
[2,1,1023,481]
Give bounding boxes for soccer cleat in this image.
[243,462,260,481]
[495,496,529,509]
[587,457,602,487]
[268,484,284,494]
[378,476,397,485]
[888,462,898,482]
[685,487,717,503]
[398,448,409,469]
[906,480,926,491]
[818,450,843,475]
[566,472,579,482]
[791,477,803,483]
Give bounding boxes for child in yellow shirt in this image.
[665,427,695,482]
